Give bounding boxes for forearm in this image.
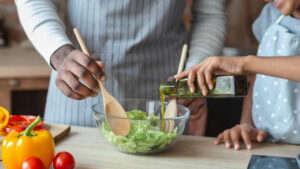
[15,0,72,66]
[240,95,254,125]
[243,55,300,82]
[240,75,255,125]
[186,0,227,69]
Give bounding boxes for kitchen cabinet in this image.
[0,48,51,113]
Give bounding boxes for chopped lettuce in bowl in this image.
[93,99,190,154]
[102,110,177,154]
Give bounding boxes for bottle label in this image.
[178,76,236,97]
[213,76,235,95]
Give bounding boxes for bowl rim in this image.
[92,98,190,120]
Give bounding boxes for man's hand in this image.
[177,98,207,136]
[50,45,106,100]
[214,123,267,150]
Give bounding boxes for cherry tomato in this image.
[22,156,45,169]
[53,152,75,169]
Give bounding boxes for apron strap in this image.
[276,15,285,24]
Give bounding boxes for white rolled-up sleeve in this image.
[186,0,227,69]
[14,0,72,67]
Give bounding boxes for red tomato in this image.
[53,152,75,169]
[22,156,45,169]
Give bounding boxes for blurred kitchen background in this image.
[0,0,266,135]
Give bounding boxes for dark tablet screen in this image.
[247,154,299,169]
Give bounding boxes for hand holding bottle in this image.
[165,76,207,136]
[174,56,249,96]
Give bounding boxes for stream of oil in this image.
[161,92,165,130]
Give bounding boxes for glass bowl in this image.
[93,99,190,154]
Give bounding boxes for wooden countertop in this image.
[0,48,51,78]
[2,126,298,169]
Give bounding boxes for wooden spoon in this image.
[74,28,130,136]
[164,44,188,132]
[164,99,177,133]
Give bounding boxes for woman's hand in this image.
[165,76,207,136]
[51,45,106,100]
[214,123,267,150]
[174,56,251,96]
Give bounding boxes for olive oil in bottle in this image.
[160,75,248,98]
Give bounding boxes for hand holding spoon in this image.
[74,28,130,136]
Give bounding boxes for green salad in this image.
[102,110,177,153]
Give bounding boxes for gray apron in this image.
[253,15,300,144]
[44,0,187,126]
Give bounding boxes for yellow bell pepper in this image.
[0,106,10,134]
[1,116,55,169]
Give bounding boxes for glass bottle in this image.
[160,75,248,98]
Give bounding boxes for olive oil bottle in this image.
[160,75,248,98]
